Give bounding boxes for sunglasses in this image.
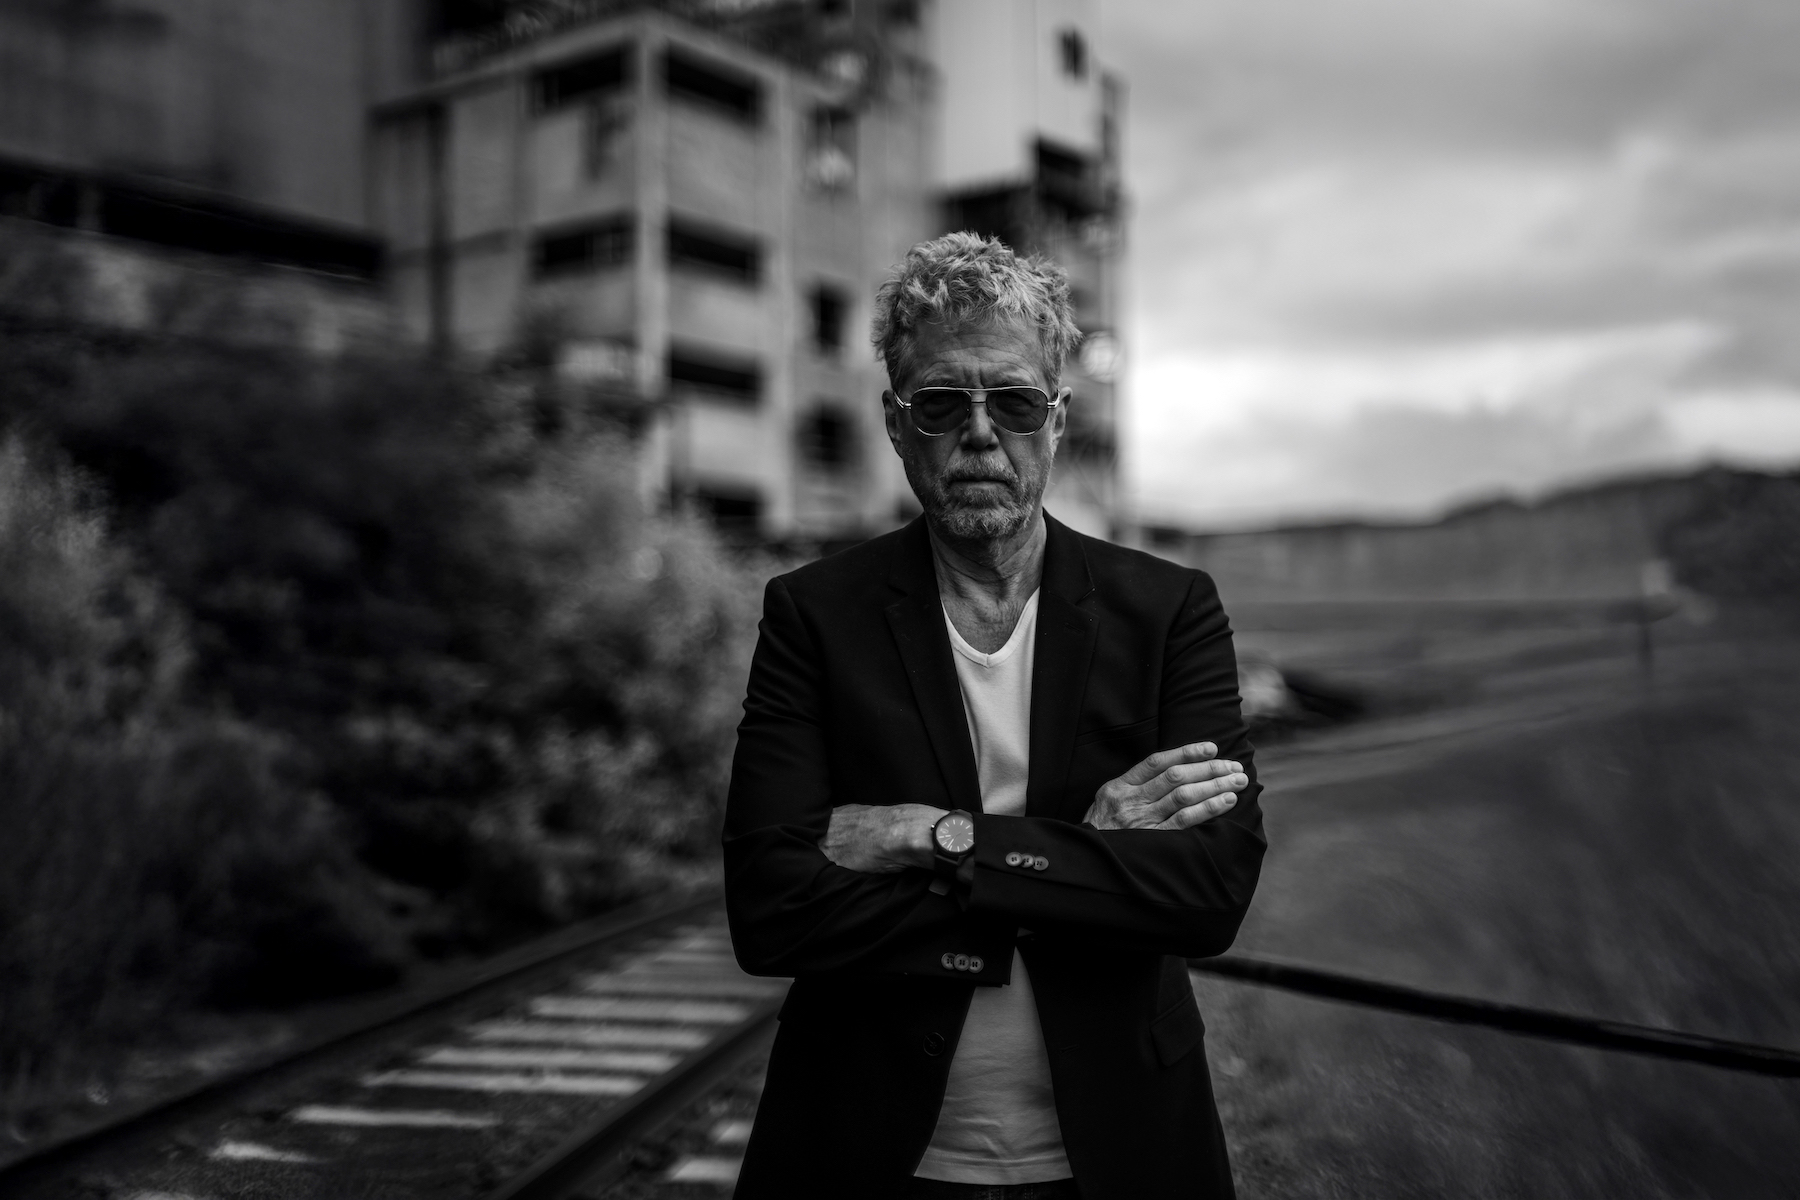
[895,385,1062,437]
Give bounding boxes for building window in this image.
[533,45,632,111]
[669,346,761,404]
[532,214,634,277]
[804,106,856,190]
[692,486,763,538]
[583,98,631,179]
[1059,28,1088,80]
[1034,139,1103,222]
[809,285,848,354]
[668,219,760,285]
[434,0,508,34]
[797,406,858,471]
[664,48,761,123]
[1036,139,1088,181]
[943,186,1025,252]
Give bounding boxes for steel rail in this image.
[0,888,723,1190]
[486,1001,782,1200]
[1191,953,1800,1078]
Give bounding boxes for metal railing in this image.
[1190,953,1800,1078]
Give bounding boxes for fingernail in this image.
[1233,773,1247,786]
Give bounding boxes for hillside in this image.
[1143,466,1800,603]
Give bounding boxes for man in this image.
[724,232,1265,1199]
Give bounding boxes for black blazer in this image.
[724,515,1265,1200]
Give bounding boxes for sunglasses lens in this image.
[986,387,1050,434]
[905,387,1052,435]
[910,389,972,435]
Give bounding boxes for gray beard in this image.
[899,447,1043,544]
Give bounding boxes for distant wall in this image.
[1155,473,1749,602]
[0,0,419,229]
[0,221,395,354]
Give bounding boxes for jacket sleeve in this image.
[965,571,1267,959]
[721,575,956,977]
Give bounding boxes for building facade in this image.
[0,0,1126,542]
[930,0,1125,539]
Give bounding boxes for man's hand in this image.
[1084,742,1247,831]
[821,803,946,873]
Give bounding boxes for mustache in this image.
[942,464,1019,486]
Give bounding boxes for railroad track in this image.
[1,892,785,1200]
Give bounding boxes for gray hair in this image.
[870,232,1080,387]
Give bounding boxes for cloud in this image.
[1102,0,1800,526]
[1127,323,1800,527]
[1106,0,1800,158]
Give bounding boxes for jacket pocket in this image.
[1150,994,1205,1068]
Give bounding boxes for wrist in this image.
[915,807,948,868]
[892,806,945,870]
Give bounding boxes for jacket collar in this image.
[882,514,1098,821]
[1026,517,1098,819]
[884,513,1093,605]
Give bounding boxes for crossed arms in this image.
[722,571,1267,976]
[821,740,1249,872]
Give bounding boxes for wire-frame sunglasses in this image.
[895,385,1062,437]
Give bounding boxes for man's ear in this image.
[881,389,905,456]
[1048,385,1071,443]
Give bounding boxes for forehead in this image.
[904,315,1052,386]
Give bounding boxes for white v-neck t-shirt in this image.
[915,590,1072,1185]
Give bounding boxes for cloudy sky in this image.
[1101,0,1800,529]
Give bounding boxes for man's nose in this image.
[959,398,1000,448]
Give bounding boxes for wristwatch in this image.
[929,810,976,895]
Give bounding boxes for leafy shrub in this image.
[481,436,768,916]
[0,436,407,1089]
[0,229,774,1110]
[0,319,762,930]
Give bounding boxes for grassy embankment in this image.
[1206,609,1800,1198]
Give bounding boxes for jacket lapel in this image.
[884,520,985,814]
[1027,516,1098,820]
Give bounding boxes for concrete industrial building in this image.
[0,0,1126,541]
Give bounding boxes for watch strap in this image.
[928,812,976,908]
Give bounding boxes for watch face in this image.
[935,812,976,855]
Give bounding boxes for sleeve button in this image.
[941,952,957,971]
[967,956,984,972]
[1033,855,1049,871]
[924,1031,947,1056]
[1004,851,1022,867]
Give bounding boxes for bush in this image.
[0,232,774,1105]
[480,436,768,916]
[0,436,407,1089]
[0,317,766,931]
